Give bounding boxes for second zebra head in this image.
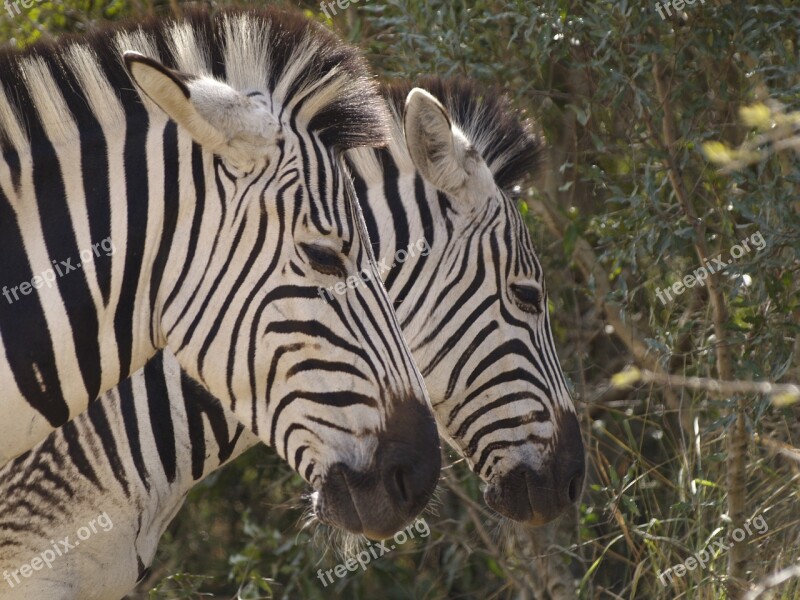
[349,78,586,525]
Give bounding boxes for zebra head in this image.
[118,11,439,538]
[360,79,585,526]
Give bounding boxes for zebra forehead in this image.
[0,7,390,152]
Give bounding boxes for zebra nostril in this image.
[390,465,411,504]
[567,472,582,503]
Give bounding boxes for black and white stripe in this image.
[0,8,440,540]
[0,77,585,599]
[351,78,585,523]
[0,351,254,600]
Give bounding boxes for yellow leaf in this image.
[772,390,800,407]
[702,141,733,165]
[739,103,772,130]
[611,368,641,388]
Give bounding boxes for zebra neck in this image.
[0,54,199,458]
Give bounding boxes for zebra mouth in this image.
[483,414,585,524]
[313,422,440,537]
[313,461,420,540]
[313,464,365,534]
[312,396,440,538]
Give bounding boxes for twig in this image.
[756,435,800,466]
[611,368,800,402]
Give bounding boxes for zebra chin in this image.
[483,412,586,526]
[311,399,441,539]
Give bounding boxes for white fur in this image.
[166,22,210,77]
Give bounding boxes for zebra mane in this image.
[0,8,389,152]
[379,77,545,190]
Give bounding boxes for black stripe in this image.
[149,121,180,344]
[114,96,150,380]
[0,187,69,426]
[162,144,205,317]
[467,415,548,456]
[167,156,228,342]
[119,374,150,493]
[87,399,131,497]
[15,72,103,403]
[182,369,247,479]
[475,435,548,473]
[270,391,376,446]
[196,192,266,372]
[46,53,114,306]
[444,320,499,399]
[262,343,304,437]
[394,173,434,319]
[456,392,550,440]
[61,419,103,489]
[378,155,408,294]
[286,358,367,381]
[145,356,177,483]
[182,373,208,481]
[353,169,380,255]
[447,367,550,424]
[419,295,495,378]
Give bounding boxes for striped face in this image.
[0,11,439,539]
[120,19,440,540]
[352,81,585,525]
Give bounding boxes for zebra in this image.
[358,78,586,524]
[0,77,585,599]
[0,8,441,542]
[0,351,259,600]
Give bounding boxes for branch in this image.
[651,56,746,589]
[611,368,800,404]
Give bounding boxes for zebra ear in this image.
[404,88,493,199]
[124,52,278,170]
[404,88,464,194]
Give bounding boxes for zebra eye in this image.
[510,283,542,314]
[300,243,347,278]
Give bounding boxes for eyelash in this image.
[300,243,348,278]
[510,283,542,314]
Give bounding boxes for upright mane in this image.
[0,7,389,154]
[379,77,544,190]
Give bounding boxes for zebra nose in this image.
[484,413,585,525]
[380,438,439,514]
[378,398,441,517]
[484,463,575,525]
[314,397,440,539]
[565,464,584,504]
[556,413,586,506]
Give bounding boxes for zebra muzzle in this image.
[313,398,441,539]
[484,412,585,525]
